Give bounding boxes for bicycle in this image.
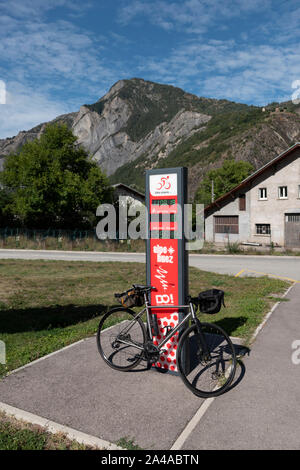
[96,285,237,398]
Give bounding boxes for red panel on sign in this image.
[150,239,178,316]
[150,238,179,371]
[147,170,185,373]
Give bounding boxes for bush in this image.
[0,123,112,229]
[226,241,241,254]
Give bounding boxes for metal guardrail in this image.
[0,228,140,250]
[0,227,98,241]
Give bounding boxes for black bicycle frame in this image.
[117,292,209,354]
[143,292,189,343]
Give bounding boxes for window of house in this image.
[278,186,288,199]
[286,214,300,222]
[259,188,267,200]
[214,216,239,234]
[256,224,271,235]
[239,194,246,211]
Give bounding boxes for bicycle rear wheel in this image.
[177,322,236,398]
[97,307,146,371]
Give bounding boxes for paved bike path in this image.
[182,283,300,450]
[0,334,206,450]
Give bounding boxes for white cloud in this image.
[138,40,300,105]
[0,82,70,138]
[118,0,272,33]
[0,19,111,87]
[257,4,300,44]
[0,0,90,19]
[123,0,300,105]
[0,4,123,137]
[1,0,299,139]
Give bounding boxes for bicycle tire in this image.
[177,322,236,398]
[97,307,147,372]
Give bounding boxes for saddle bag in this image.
[198,289,225,314]
[114,288,144,308]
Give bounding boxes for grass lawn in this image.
[0,411,98,450]
[0,259,289,379]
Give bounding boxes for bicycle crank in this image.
[143,341,160,362]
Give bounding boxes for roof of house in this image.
[205,142,300,212]
[112,183,145,200]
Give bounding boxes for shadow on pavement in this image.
[0,303,110,334]
[223,359,246,393]
[213,316,248,337]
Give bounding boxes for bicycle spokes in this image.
[178,323,236,397]
[98,311,146,370]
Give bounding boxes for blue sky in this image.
[0,0,299,138]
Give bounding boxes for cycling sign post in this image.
[145,167,189,374]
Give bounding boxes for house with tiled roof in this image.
[204,143,300,248]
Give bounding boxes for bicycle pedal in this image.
[235,346,250,358]
[127,354,141,362]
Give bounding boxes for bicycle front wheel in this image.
[177,322,236,398]
[97,307,146,371]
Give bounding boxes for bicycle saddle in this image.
[132,284,155,292]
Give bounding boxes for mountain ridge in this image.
[1,78,300,198]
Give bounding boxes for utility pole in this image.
[211,180,215,202]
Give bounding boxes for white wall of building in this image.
[205,193,251,244]
[205,149,300,247]
[249,157,300,245]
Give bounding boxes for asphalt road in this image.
[0,249,299,282]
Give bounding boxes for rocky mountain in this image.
[1,78,300,199]
[0,112,77,172]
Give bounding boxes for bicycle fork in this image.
[194,318,226,378]
[194,318,211,362]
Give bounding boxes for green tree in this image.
[0,123,112,228]
[0,188,13,226]
[195,160,254,207]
